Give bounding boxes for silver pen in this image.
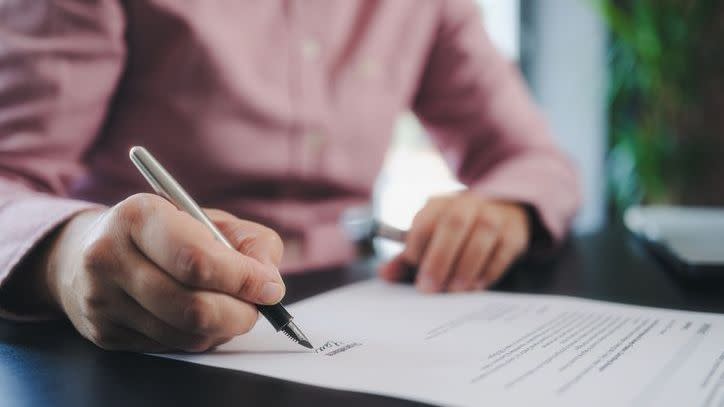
[340,205,407,243]
[129,146,313,349]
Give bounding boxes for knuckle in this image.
[129,192,162,210]
[184,295,214,333]
[258,226,282,245]
[82,236,115,272]
[476,210,501,231]
[176,246,211,287]
[115,196,142,225]
[239,226,283,263]
[443,211,467,230]
[116,193,159,225]
[261,227,283,251]
[81,283,108,312]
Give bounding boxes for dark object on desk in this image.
[340,205,416,281]
[624,206,724,280]
[4,225,724,407]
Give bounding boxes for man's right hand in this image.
[43,193,285,352]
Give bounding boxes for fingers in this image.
[205,209,284,267]
[448,218,499,291]
[61,194,280,353]
[80,318,169,353]
[416,199,477,292]
[112,248,259,340]
[402,197,448,266]
[402,195,531,293]
[83,302,236,353]
[102,290,225,352]
[65,270,171,352]
[116,194,285,305]
[477,225,528,289]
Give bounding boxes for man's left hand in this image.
[380,193,531,292]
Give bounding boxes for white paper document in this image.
[155,280,724,406]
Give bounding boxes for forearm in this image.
[0,223,62,317]
[0,196,103,320]
[467,150,580,248]
[413,1,580,246]
[0,0,126,318]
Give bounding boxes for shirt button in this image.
[305,131,326,154]
[358,58,380,78]
[301,38,320,60]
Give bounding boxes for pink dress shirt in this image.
[0,0,580,304]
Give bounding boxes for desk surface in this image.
[3,225,724,407]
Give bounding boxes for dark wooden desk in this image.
[2,225,724,407]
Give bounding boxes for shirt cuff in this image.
[467,158,580,254]
[0,195,102,321]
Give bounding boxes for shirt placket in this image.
[286,0,327,180]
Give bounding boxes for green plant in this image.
[592,0,724,211]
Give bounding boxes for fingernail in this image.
[475,281,487,291]
[259,282,284,304]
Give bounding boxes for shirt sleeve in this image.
[0,0,126,318]
[412,0,581,249]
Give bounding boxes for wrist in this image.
[0,209,102,317]
[44,209,106,313]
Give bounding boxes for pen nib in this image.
[282,321,314,349]
[297,338,314,350]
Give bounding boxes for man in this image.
[0,1,580,352]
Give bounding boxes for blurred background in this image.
[375,0,724,237]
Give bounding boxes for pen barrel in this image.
[376,222,407,242]
[257,304,292,331]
